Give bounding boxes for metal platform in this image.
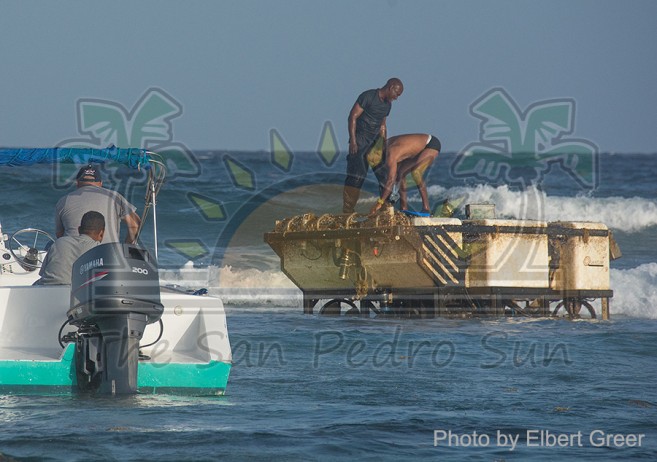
[265,210,620,320]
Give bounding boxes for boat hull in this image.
[0,285,232,395]
[0,344,231,395]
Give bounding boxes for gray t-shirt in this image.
[55,185,136,244]
[355,88,391,146]
[35,234,100,285]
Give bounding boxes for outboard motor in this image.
[67,243,163,394]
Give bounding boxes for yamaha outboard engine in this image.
[67,243,163,394]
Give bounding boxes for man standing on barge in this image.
[343,77,404,213]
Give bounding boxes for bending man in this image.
[369,133,441,215]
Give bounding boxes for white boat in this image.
[0,147,231,395]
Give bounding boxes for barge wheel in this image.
[580,300,596,319]
[504,299,544,317]
[552,299,597,319]
[318,299,359,316]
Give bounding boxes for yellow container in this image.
[548,222,610,291]
[361,217,464,289]
[465,219,549,288]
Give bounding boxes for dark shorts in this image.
[426,135,441,152]
[345,135,384,188]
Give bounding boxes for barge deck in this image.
[265,207,621,319]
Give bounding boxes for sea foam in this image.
[610,264,657,319]
[422,184,657,232]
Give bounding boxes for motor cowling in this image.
[67,243,163,394]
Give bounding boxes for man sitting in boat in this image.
[56,164,141,244]
[369,133,441,215]
[34,211,105,285]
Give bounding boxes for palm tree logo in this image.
[56,87,200,191]
[452,88,599,189]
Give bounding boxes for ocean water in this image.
[1,151,656,461]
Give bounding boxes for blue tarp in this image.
[0,146,151,169]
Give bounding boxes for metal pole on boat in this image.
[151,168,158,261]
[139,153,165,263]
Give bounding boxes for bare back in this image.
[385,134,431,163]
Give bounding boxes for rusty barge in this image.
[264,205,621,319]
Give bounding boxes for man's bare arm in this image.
[123,212,141,244]
[370,155,399,215]
[348,103,364,154]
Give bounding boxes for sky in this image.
[1,0,656,153]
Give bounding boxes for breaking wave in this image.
[160,263,301,309]
[424,184,657,232]
[610,264,657,319]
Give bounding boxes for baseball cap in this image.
[76,165,101,183]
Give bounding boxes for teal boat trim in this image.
[0,344,76,390]
[0,344,230,396]
[138,361,231,396]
